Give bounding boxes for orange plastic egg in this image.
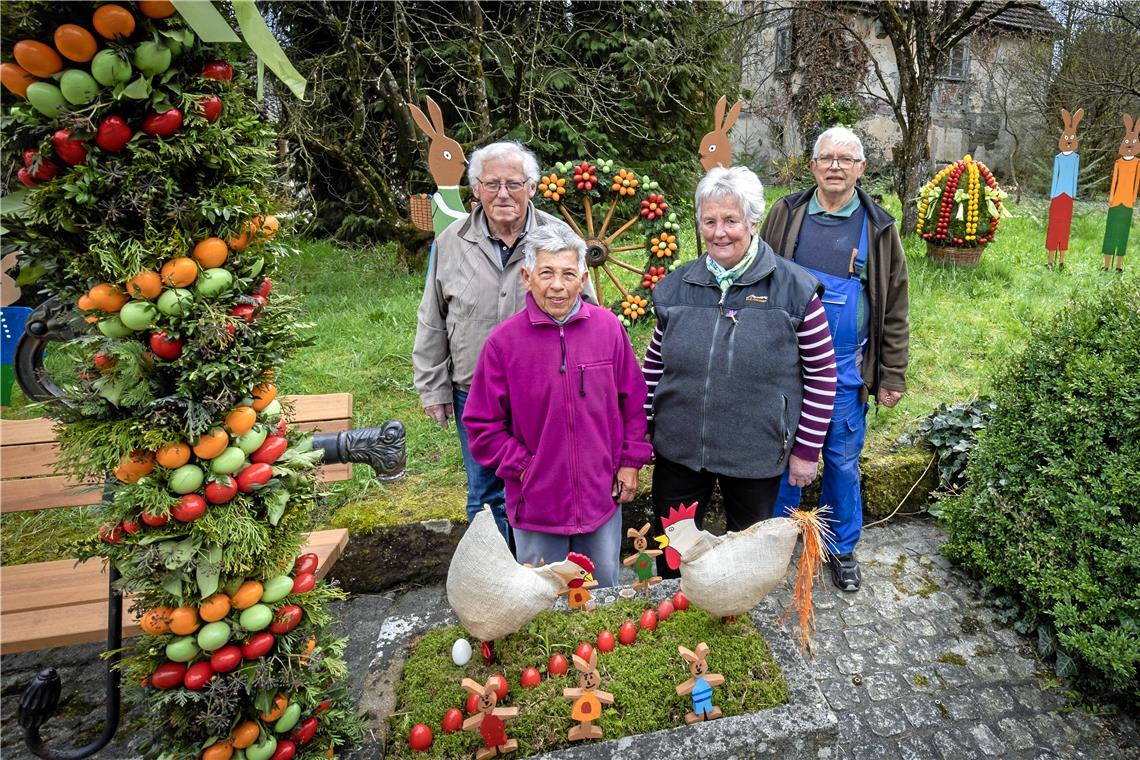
[13,40,64,77]
[231,721,260,749]
[192,428,229,460]
[168,605,200,635]
[125,270,162,300]
[92,4,136,40]
[192,237,229,269]
[139,606,173,635]
[160,257,198,288]
[201,741,234,760]
[138,0,177,19]
[114,449,155,483]
[259,694,288,722]
[0,63,38,98]
[250,383,277,412]
[87,283,128,312]
[225,406,256,436]
[198,593,232,622]
[155,442,191,469]
[229,580,263,610]
[53,24,98,63]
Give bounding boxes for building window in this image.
[775,24,793,71]
[941,42,969,80]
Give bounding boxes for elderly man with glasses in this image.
[413,140,595,543]
[759,126,910,592]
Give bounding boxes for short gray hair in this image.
[695,166,766,226]
[813,126,865,161]
[522,223,587,273]
[468,141,541,186]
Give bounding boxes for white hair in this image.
[695,166,766,226]
[467,141,541,185]
[813,126,865,161]
[522,224,587,273]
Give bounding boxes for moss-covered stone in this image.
[860,442,938,518]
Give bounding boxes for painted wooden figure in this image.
[1102,113,1139,272]
[406,95,468,237]
[675,642,725,724]
[622,522,663,589]
[556,552,598,610]
[461,675,519,759]
[1046,108,1084,270]
[698,95,743,172]
[562,650,614,741]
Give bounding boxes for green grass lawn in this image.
[2,190,1136,561]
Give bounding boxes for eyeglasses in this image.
[478,179,529,193]
[813,155,861,169]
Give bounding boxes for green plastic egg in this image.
[97,316,134,338]
[168,464,204,494]
[118,300,157,331]
[195,268,233,298]
[90,49,132,86]
[156,288,193,316]
[259,399,282,418]
[196,621,231,651]
[235,425,268,455]
[26,82,65,117]
[209,446,246,475]
[238,603,273,632]
[59,69,99,105]
[273,703,302,734]
[244,737,277,760]
[133,41,171,77]
[259,575,294,604]
[165,635,200,662]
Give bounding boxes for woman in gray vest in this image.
[642,166,837,577]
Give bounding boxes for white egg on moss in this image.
[451,637,472,666]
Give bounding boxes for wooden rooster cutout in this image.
[447,509,598,642]
[656,502,826,648]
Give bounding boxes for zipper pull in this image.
[559,326,566,373]
[579,366,586,397]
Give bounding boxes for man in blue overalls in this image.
[760,127,910,592]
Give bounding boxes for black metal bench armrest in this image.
[312,420,406,481]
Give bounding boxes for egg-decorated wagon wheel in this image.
[536,159,683,328]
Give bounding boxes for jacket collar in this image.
[682,236,778,288]
[525,292,591,325]
[785,186,896,233]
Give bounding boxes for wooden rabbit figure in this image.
[1046,107,1084,270]
[698,95,743,172]
[622,523,662,589]
[675,642,724,724]
[461,675,519,759]
[1102,113,1139,272]
[562,650,613,741]
[406,95,469,237]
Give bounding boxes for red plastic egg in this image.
[639,609,658,631]
[596,630,615,653]
[409,723,432,752]
[574,642,594,662]
[618,620,637,645]
[658,599,675,621]
[441,707,463,733]
[520,667,541,688]
[548,652,569,676]
[673,591,689,611]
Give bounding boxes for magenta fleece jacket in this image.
[462,294,653,535]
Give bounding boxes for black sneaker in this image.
[829,553,861,592]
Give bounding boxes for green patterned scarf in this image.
[706,234,758,292]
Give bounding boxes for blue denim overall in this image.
[775,212,869,556]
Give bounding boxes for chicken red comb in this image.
[566,552,594,573]
[660,502,698,529]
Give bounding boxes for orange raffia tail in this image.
[780,506,833,653]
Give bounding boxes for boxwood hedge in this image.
[941,279,1139,703]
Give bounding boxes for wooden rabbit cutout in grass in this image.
[406,95,469,236]
[461,675,519,759]
[622,522,662,590]
[563,650,613,741]
[676,642,724,724]
[1102,113,1139,272]
[698,95,743,172]
[1046,107,1084,270]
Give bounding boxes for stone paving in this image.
[2,516,1138,759]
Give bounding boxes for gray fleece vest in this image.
[651,241,822,479]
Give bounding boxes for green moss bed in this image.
[386,600,788,758]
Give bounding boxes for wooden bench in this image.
[0,392,363,655]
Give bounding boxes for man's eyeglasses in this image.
[478,179,529,193]
[813,156,861,169]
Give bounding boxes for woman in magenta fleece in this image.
[462,223,652,587]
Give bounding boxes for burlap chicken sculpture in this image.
[657,502,827,647]
[447,508,595,646]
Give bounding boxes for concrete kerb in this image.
[361,578,838,759]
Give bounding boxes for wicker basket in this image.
[927,242,985,268]
[409,193,433,232]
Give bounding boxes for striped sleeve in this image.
[643,322,664,420]
[791,295,836,462]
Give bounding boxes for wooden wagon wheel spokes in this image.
[537,159,682,328]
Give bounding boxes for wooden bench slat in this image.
[0,417,59,446]
[287,393,352,423]
[0,529,348,655]
[1,440,63,478]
